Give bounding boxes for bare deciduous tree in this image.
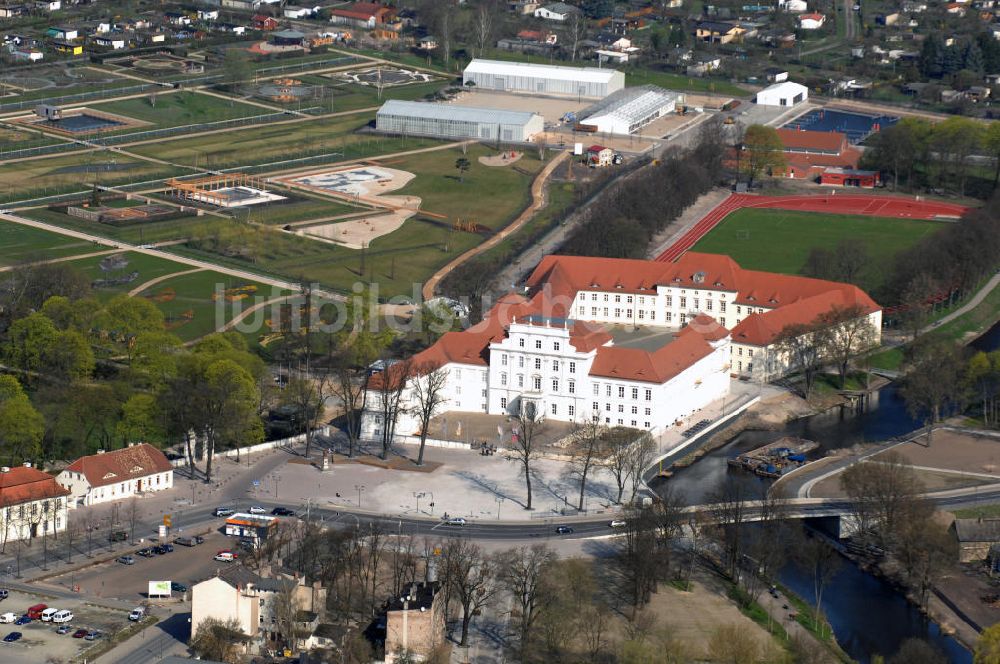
[498,544,556,651]
[443,538,498,647]
[817,304,879,389]
[473,2,494,57]
[510,400,546,510]
[371,358,412,460]
[410,362,448,466]
[569,419,604,511]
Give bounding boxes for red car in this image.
[72,628,88,638]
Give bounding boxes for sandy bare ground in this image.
[885,428,1000,475]
[478,150,523,167]
[279,165,421,249]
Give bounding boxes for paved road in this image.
[920,272,1000,335]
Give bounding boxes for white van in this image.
[40,607,59,622]
[128,607,145,622]
[0,612,15,624]
[52,610,73,624]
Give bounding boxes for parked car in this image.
[159,543,174,553]
[555,526,574,535]
[136,548,154,557]
[214,551,235,562]
[4,631,21,642]
[128,608,145,622]
[85,630,102,641]
[213,507,234,517]
[107,531,127,542]
[25,604,46,620]
[117,555,135,565]
[170,582,187,593]
[174,536,204,547]
[40,608,59,622]
[247,505,266,515]
[271,507,295,516]
[0,589,9,600]
[56,624,73,635]
[0,613,15,624]
[445,517,467,526]
[52,610,72,624]
[72,629,88,638]
[13,616,30,626]
[609,519,626,528]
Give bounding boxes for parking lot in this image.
[0,589,132,662]
[49,530,237,602]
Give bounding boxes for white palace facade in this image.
[362,253,880,439]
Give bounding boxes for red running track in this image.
[655,193,971,263]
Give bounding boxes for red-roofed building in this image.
[0,464,70,543]
[57,443,174,507]
[252,14,279,31]
[586,145,613,167]
[362,253,880,440]
[766,128,862,180]
[329,2,401,40]
[798,12,826,29]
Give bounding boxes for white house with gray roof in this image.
[375,100,544,142]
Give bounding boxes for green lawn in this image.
[0,220,99,265]
[0,153,182,202]
[138,269,288,342]
[625,68,749,97]
[20,207,232,245]
[65,251,193,300]
[87,90,266,129]
[691,208,945,293]
[128,112,441,170]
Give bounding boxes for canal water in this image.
[651,319,1000,662]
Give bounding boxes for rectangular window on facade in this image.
[706,300,713,311]
[578,307,585,316]
[666,312,672,322]
[519,356,525,368]
[535,340,542,349]
[592,307,598,317]
[552,360,559,371]
[606,403,611,411]
[501,354,508,366]
[615,295,621,303]
[680,314,686,324]
[638,311,645,319]
[501,373,507,386]
[644,421,650,428]
[518,375,524,387]
[721,301,727,313]
[665,296,672,306]
[603,308,609,316]
[568,381,575,394]
[738,347,743,356]
[651,311,655,320]
[551,404,558,415]
[614,308,621,317]
[481,389,487,397]
[631,420,637,427]
[618,386,625,398]
[627,309,633,318]
[519,338,525,347]
[533,377,541,390]
[569,362,576,373]
[554,342,560,351]
[593,401,599,412]
[568,405,575,416]
[603,294,609,301]
[680,297,686,308]
[552,379,559,392]
[721,317,726,327]
[501,397,507,409]
[737,306,742,315]
[693,298,699,309]
[593,384,599,396]
[645,389,652,401]
[535,358,542,369]
[627,296,633,304]
[645,408,651,416]
[631,406,638,415]
[606,385,612,397]
[591,293,597,301]
[631,387,639,399]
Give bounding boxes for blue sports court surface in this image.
[783,109,899,144]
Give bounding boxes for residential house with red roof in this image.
[363,253,881,441]
[329,1,401,40]
[0,464,70,543]
[770,128,862,180]
[57,443,173,507]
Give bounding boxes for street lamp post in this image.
[355,484,365,509]
[413,492,426,515]
[496,497,504,520]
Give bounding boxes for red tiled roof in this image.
[518,30,544,40]
[64,444,172,488]
[799,12,825,20]
[0,466,69,508]
[589,327,716,383]
[775,128,847,153]
[587,145,609,153]
[731,289,875,346]
[679,313,731,342]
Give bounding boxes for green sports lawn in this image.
[690,208,945,292]
[86,90,267,129]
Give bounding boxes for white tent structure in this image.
[754,81,809,106]
[375,100,544,142]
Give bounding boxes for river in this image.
[651,326,1000,662]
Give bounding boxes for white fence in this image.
[169,426,332,467]
[392,433,472,451]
